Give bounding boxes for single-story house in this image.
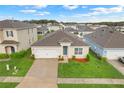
[37,25,49,35]
[76,25,95,38]
[31,30,89,59]
[84,30,124,60]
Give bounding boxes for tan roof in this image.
[32,30,88,46]
[85,30,124,48]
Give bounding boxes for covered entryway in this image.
[33,48,61,58]
[5,46,15,54]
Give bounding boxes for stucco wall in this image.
[3,28,18,41]
[0,29,3,43]
[17,28,37,51]
[84,37,105,56]
[31,46,89,58]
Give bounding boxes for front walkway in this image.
[58,78,124,84]
[108,60,124,75]
[17,59,58,88]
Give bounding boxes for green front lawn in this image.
[58,52,124,78]
[38,35,43,40]
[58,84,124,88]
[0,82,18,88]
[0,49,33,76]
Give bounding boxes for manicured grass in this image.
[58,52,124,78]
[0,82,18,88]
[58,84,124,88]
[0,49,34,76]
[38,35,43,40]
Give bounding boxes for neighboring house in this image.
[37,25,48,35]
[64,26,94,38]
[84,30,124,59]
[64,27,78,34]
[47,23,62,31]
[31,30,89,59]
[63,23,77,29]
[89,24,108,30]
[0,20,37,54]
[76,25,95,38]
[95,26,113,32]
[115,26,124,34]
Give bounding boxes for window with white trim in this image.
[74,48,83,55]
[6,31,13,37]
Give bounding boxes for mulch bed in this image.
[69,58,88,63]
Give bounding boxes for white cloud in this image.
[82,6,87,8]
[90,6,124,15]
[63,5,79,10]
[33,5,48,9]
[20,9,36,13]
[35,11,50,16]
[72,6,124,18]
[0,15,13,20]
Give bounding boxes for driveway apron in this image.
[17,59,58,88]
[108,60,124,75]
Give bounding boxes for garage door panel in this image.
[34,49,60,58]
[106,50,124,59]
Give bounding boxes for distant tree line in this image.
[86,22,124,26]
[23,19,59,24]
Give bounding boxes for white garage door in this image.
[34,49,60,58]
[106,50,124,59]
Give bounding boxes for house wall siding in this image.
[17,28,37,51]
[31,46,89,58]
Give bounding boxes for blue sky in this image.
[0,5,124,22]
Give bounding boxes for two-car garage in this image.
[31,47,61,58]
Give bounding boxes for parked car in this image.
[118,57,124,63]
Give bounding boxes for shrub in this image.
[10,50,27,58]
[58,55,64,61]
[72,55,76,60]
[30,54,35,60]
[87,54,90,60]
[101,57,107,62]
[0,54,9,59]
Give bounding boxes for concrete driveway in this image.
[17,59,58,88]
[108,60,124,75]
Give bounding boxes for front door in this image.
[5,46,15,54]
[63,46,68,55]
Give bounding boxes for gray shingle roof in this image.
[32,30,88,46]
[0,20,36,29]
[77,25,94,32]
[85,30,124,48]
[95,26,113,32]
[37,26,48,32]
[64,27,78,32]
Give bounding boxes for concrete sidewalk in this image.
[0,77,23,82]
[58,78,124,84]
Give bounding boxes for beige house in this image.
[31,30,89,59]
[0,20,37,54]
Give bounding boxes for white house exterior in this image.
[31,30,89,59]
[0,20,37,54]
[84,30,124,60]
